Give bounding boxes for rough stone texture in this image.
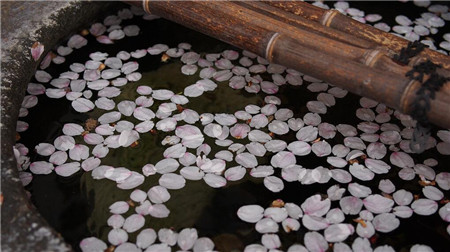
[1,1,119,251]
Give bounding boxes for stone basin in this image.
[1,2,119,251]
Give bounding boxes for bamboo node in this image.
[320,9,339,27]
[143,0,151,14]
[364,50,384,68]
[265,32,280,62]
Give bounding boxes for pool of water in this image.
[17,1,450,251]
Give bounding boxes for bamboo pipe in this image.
[124,0,450,129]
[232,1,415,77]
[232,1,377,50]
[265,0,450,70]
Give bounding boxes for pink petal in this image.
[224,166,246,181]
[147,44,169,55]
[312,141,331,157]
[130,189,147,203]
[263,176,284,192]
[296,125,318,142]
[213,70,233,82]
[92,144,109,158]
[123,214,145,233]
[193,237,215,252]
[270,151,296,168]
[108,228,128,246]
[235,152,258,168]
[339,196,363,215]
[348,182,372,198]
[107,214,125,229]
[141,164,156,177]
[54,135,75,151]
[363,194,394,214]
[145,243,171,252]
[264,207,288,222]
[250,165,274,178]
[155,158,179,174]
[177,228,198,250]
[378,179,396,194]
[117,172,145,189]
[373,213,400,232]
[326,157,347,168]
[246,142,266,157]
[349,163,375,181]
[365,158,390,174]
[390,152,414,168]
[158,228,178,246]
[31,42,45,61]
[393,189,414,205]
[147,185,170,203]
[159,173,186,189]
[80,237,107,252]
[350,238,372,252]
[304,231,328,252]
[256,218,279,233]
[261,234,281,249]
[301,194,331,217]
[136,228,157,249]
[35,143,55,156]
[237,205,264,223]
[203,173,227,188]
[55,162,80,177]
[69,144,89,161]
[109,201,129,214]
[156,118,177,132]
[411,198,438,215]
[436,172,450,190]
[330,169,352,183]
[98,86,121,98]
[215,113,237,126]
[324,224,354,242]
[148,203,170,218]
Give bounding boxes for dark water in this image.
[20,2,450,252]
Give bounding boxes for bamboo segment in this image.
[233,1,377,50]
[266,0,450,70]
[124,0,450,129]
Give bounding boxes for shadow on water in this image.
[20,2,450,252]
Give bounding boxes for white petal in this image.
[237,205,264,223]
[340,196,363,215]
[108,228,128,246]
[363,194,394,214]
[203,173,227,188]
[158,228,178,246]
[123,214,145,233]
[263,176,284,192]
[324,224,354,242]
[80,237,107,252]
[373,213,400,232]
[261,234,281,249]
[256,218,279,233]
[159,173,186,189]
[177,228,198,250]
[411,198,438,215]
[117,172,145,190]
[30,161,54,175]
[136,228,157,249]
[304,231,328,252]
[148,203,170,218]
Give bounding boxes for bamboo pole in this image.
[231,1,414,77]
[124,0,450,129]
[232,1,377,50]
[265,0,450,70]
